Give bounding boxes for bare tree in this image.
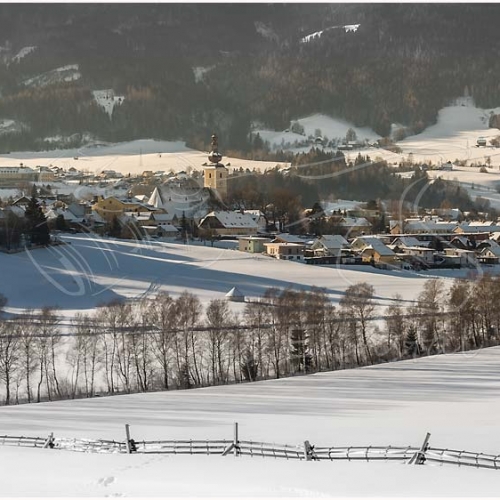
[131,299,155,392]
[79,313,101,397]
[150,292,176,390]
[175,292,202,388]
[384,294,407,359]
[206,299,231,385]
[417,279,445,355]
[244,300,268,379]
[17,310,37,403]
[448,279,474,352]
[262,288,291,379]
[0,320,20,405]
[340,283,375,364]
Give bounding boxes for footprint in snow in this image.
[98,476,116,487]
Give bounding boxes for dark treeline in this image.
[227,150,479,232]
[1,5,500,151]
[1,275,499,406]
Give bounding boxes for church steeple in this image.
[208,134,223,165]
[204,133,228,198]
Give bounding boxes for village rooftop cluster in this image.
[1,149,500,273]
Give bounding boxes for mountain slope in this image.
[0,4,500,152]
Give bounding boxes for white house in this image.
[310,235,349,257]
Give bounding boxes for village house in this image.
[477,240,500,265]
[305,234,355,265]
[454,221,500,234]
[198,210,258,236]
[339,217,372,237]
[272,233,307,244]
[391,236,429,248]
[45,203,106,232]
[309,235,349,257]
[0,165,37,184]
[390,244,435,268]
[264,241,305,261]
[92,195,162,222]
[350,236,398,267]
[443,248,477,267]
[390,217,458,235]
[241,210,267,232]
[238,236,271,253]
[37,166,56,182]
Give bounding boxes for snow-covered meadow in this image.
[1,346,500,496]
[1,233,463,318]
[0,139,285,178]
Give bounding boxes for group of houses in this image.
[4,182,500,271]
[236,215,500,270]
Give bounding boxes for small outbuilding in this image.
[225,286,245,302]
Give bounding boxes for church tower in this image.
[203,134,228,198]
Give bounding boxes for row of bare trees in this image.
[1,275,499,405]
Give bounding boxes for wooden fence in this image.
[1,426,499,471]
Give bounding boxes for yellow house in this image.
[92,196,160,222]
[239,236,271,253]
[352,236,398,267]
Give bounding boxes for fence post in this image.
[222,421,239,457]
[43,432,55,449]
[304,440,316,461]
[233,422,239,457]
[125,424,132,454]
[408,432,431,465]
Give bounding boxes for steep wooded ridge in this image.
[0,4,499,152]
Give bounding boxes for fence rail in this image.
[1,427,499,471]
[0,435,48,448]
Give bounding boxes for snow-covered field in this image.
[1,234,466,319]
[1,346,500,496]
[399,101,500,167]
[254,101,500,171]
[0,139,285,177]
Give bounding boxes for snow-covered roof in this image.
[273,233,306,244]
[264,242,306,247]
[340,217,371,227]
[0,166,35,174]
[152,213,175,222]
[391,236,427,248]
[353,237,395,256]
[225,286,245,299]
[202,211,258,229]
[157,224,179,233]
[313,235,349,250]
[479,240,500,257]
[405,220,458,232]
[148,187,164,208]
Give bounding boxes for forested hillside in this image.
[0,4,499,152]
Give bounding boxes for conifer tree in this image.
[24,189,50,246]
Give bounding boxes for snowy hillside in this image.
[398,101,500,167]
[1,234,468,318]
[254,113,380,152]
[0,139,284,176]
[22,64,81,87]
[1,346,500,496]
